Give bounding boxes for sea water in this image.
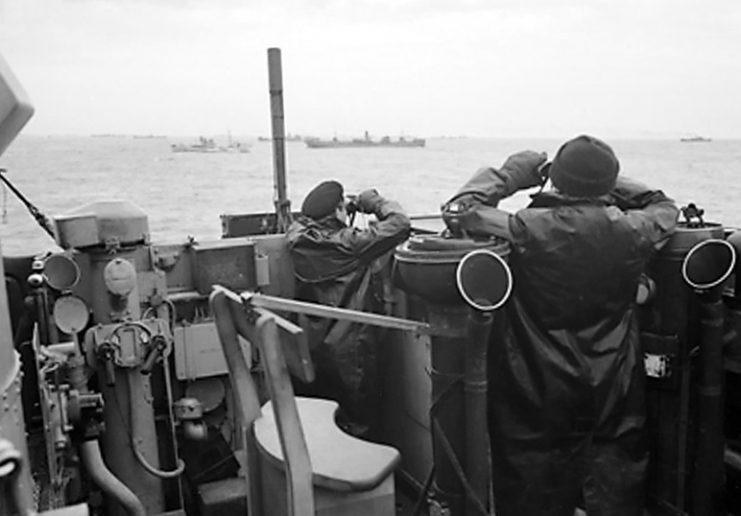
[0,135,740,256]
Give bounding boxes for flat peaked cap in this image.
[301,180,344,220]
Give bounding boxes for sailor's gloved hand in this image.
[356,189,384,214]
[500,150,548,190]
[442,199,476,237]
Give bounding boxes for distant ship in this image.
[680,135,712,142]
[171,136,250,153]
[305,131,425,149]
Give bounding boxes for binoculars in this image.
[346,195,359,216]
[539,161,552,182]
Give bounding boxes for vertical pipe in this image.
[267,48,291,233]
[429,305,466,515]
[464,310,492,515]
[79,440,146,516]
[691,294,726,515]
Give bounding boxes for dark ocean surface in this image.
[0,135,740,255]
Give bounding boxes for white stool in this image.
[254,397,400,516]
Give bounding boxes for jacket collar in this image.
[528,190,611,208]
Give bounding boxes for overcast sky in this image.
[1,0,739,139]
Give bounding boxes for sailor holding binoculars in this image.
[442,135,679,516]
[286,180,411,440]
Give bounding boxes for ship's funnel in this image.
[456,249,512,311]
[682,238,736,292]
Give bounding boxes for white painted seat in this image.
[255,397,400,515]
[210,285,399,515]
[255,397,400,492]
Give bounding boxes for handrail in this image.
[209,286,315,516]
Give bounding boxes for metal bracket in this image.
[239,289,436,335]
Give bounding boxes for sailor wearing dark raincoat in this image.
[286,180,411,437]
[443,135,679,516]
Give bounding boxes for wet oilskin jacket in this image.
[447,169,679,516]
[285,199,411,430]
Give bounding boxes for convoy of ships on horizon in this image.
[263,131,427,149]
[96,132,427,153]
[101,131,710,150]
[0,47,737,516]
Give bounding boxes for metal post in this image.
[692,294,726,515]
[267,48,291,233]
[428,305,466,515]
[464,310,492,515]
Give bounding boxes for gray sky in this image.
[1,0,739,139]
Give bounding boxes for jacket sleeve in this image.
[608,176,680,249]
[447,166,524,207]
[344,198,411,261]
[447,151,547,207]
[441,151,547,240]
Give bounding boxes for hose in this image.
[128,332,185,480]
[79,440,146,516]
[131,444,185,479]
[0,439,31,516]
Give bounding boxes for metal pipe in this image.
[428,305,466,515]
[681,238,733,515]
[242,290,436,334]
[267,47,291,232]
[691,295,726,515]
[79,440,146,516]
[166,290,204,303]
[464,310,492,515]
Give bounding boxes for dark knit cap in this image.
[549,135,619,197]
[301,180,344,220]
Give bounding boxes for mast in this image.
[267,48,291,232]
